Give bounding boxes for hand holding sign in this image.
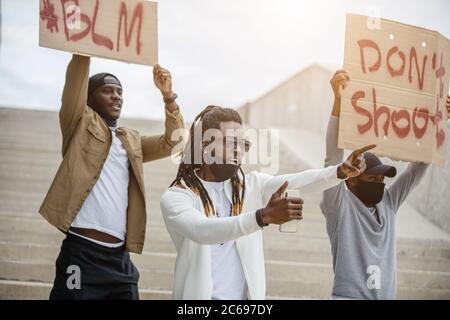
[39,0,158,66]
[338,144,377,179]
[330,70,350,100]
[331,70,350,117]
[153,64,173,97]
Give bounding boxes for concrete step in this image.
[0,142,59,154]
[1,258,449,299]
[0,235,450,288]
[0,279,171,300]
[0,154,60,168]
[0,279,300,300]
[266,279,450,300]
[3,278,449,300]
[2,107,450,300]
[1,217,449,263]
[2,234,450,273]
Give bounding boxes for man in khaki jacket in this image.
[40,54,184,300]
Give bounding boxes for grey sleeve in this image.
[325,116,345,167]
[321,116,346,220]
[320,182,345,236]
[386,162,430,213]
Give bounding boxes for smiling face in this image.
[87,81,123,122]
[193,106,249,182]
[218,121,246,165]
[202,121,249,165]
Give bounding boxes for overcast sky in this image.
[0,0,449,121]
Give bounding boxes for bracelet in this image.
[256,208,268,228]
[163,93,178,104]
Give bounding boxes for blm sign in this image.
[39,0,158,66]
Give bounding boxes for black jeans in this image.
[49,233,140,300]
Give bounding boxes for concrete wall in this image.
[407,123,450,232]
[238,65,333,136]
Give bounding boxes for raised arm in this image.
[387,95,450,213]
[141,64,185,162]
[325,70,349,167]
[60,54,90,155]
[320,70,351,212]
[141,108,184,162]
[386,162,429,213]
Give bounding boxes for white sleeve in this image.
[256,165,345,205]
[160,188,261,245]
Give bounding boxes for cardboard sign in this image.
[339,14,450,165]
[39,0,158,66]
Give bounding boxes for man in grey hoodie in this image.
[320,70,450,299]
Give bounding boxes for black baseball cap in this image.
[363,152,397,177]
[88,73,122,96]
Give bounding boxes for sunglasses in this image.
[221,136,252,152]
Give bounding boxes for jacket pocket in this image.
[87,122,107,143]
[81,122,108,155]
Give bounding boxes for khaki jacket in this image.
[39,54,184,253]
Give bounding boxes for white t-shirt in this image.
[199,177,248,300]
[71,126,129,247]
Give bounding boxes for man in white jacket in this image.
[160,105,374,300]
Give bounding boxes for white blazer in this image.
[160,164,343,300]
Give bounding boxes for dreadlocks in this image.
[170,105,246,217]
